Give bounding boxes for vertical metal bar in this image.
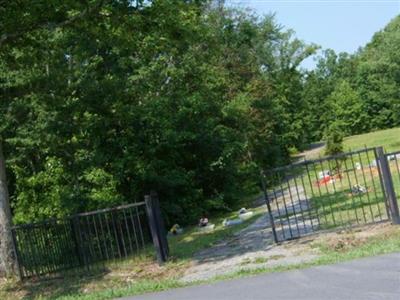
[333,156,352,225]
[41,224,54,275]
[104,213,116,259]
[116,210,128,257]
[46,222,59,274]
[357,151,375,222]
[77,217,89,271]
[365,148,383,221]
[285,174,304,236]
[310,161,330,225]
[393,155,400,187]
[111,210,122,258]
[10,228,24,280]
[92,214,104,261]
[326,158,345,226]
[317,159,337,226]
[261,171,278,243]
[376,147,400,224]
[298,166,315,231]
[136,206,145,249]
[56,221,69,272]
[286,169,307,236]
[33,225,48,276]
[22,229,33,278]
[374,147,391,218]
[277,172,294,238]
[50,221,63,273]
[73,216,87,268]
[55,222,66,270]
[349,153,367,223]
[98,213,109,260]
[342,156,360,224]
[272,182,287,240]
[129,208,140,252]
[123,209,134,255]
[25,228,38,278]
[305,163,321,227]
[62,220,76,269]
[84,216,96,263]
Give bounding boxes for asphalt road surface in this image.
[120,252,400,300]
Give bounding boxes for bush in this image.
[324,123,344,156]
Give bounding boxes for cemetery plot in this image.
[262,147,391,242]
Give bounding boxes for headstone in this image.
[223,218,243,227]
[370,160,377,167]
[318,170,331,179]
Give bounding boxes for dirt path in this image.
[180,206,318,282]
[294,142,325,162]
[180,214,394,283]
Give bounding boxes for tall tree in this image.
[0,141,17,276]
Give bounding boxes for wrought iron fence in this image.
[261,147,395,242]
[11,202,153,279]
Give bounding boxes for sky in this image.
[226,0,400,68]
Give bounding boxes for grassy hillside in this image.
[344,127,400,153]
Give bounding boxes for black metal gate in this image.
[11,193,169,279]
[261,147,400,243]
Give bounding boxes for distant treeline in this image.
[1,1,399,225]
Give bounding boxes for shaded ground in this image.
[294,142,325,162]
[180,212,318,282]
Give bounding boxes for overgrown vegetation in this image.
[0,1,318,226]
[1,222,399,300]
[1,1,400,228]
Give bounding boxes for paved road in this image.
[120,253,400,300]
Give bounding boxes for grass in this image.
[3,223,399,300]
[169,207,264,260]
[344,127,400,153]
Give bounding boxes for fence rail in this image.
[12,201,155,279]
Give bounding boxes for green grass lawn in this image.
[274,126,400,233]
[344,127,400,153]
[269,127,400,238]
[269,150,389,227]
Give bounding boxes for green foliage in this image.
[3,1,398,226]
[325,80,366,136]
[0,1,315,225]
[324,123,344,156]
[303,15,400,141]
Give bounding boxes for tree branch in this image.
[0,0,105,48]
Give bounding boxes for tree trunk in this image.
[0,140,17,277]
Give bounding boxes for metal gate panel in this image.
[261,147,390,242]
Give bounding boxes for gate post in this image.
[145,192,169,264]
[376,147,400,224]
[260,171,279,243]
